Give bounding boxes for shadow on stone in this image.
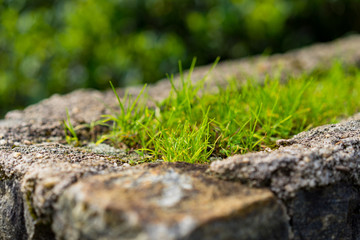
[288,183,360,240]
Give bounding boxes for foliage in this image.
[82,62,360,164]
[64,109,79,146]
[96,82,151,149]
[1,0,360,116]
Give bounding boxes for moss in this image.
[66,62,360,164]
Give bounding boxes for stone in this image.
[209,120,360,239]
[53,163,289,240]
[1,35,360,239]
[289,183,360,240]
[160,34,360,91]
[0,143,131,240]
[0,142,291,239]
[0,179,28,240]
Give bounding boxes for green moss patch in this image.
[65,61,360,164]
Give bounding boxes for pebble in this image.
[122,163,131,168]
[303,156,311,163]
[12,152,22,158]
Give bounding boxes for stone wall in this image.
[1,35,360,239]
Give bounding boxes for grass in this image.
[65,60,360,164]
[64,109,80,147]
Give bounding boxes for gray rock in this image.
[0,179,28,240]
[0,142,291,240]
[0,143,131,239]
[53,163,290,240]
[289,183,360,240]
[210,120,360,198]
[209,120,360,239]
[161,34,360,91]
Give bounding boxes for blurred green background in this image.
[1,0,360,117]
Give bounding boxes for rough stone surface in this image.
[161,34,360,90]
[210,120,360,239]
[53,163,289,240]
[210,120,360,199]
[1,35,360,239]
[0,179,28,240]
[0,142,133,239]
[289,183,360,240]
[0,142,290,239]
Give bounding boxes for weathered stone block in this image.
[210,120,360,239]
[53,163,289,240]
[0,179,27,240]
